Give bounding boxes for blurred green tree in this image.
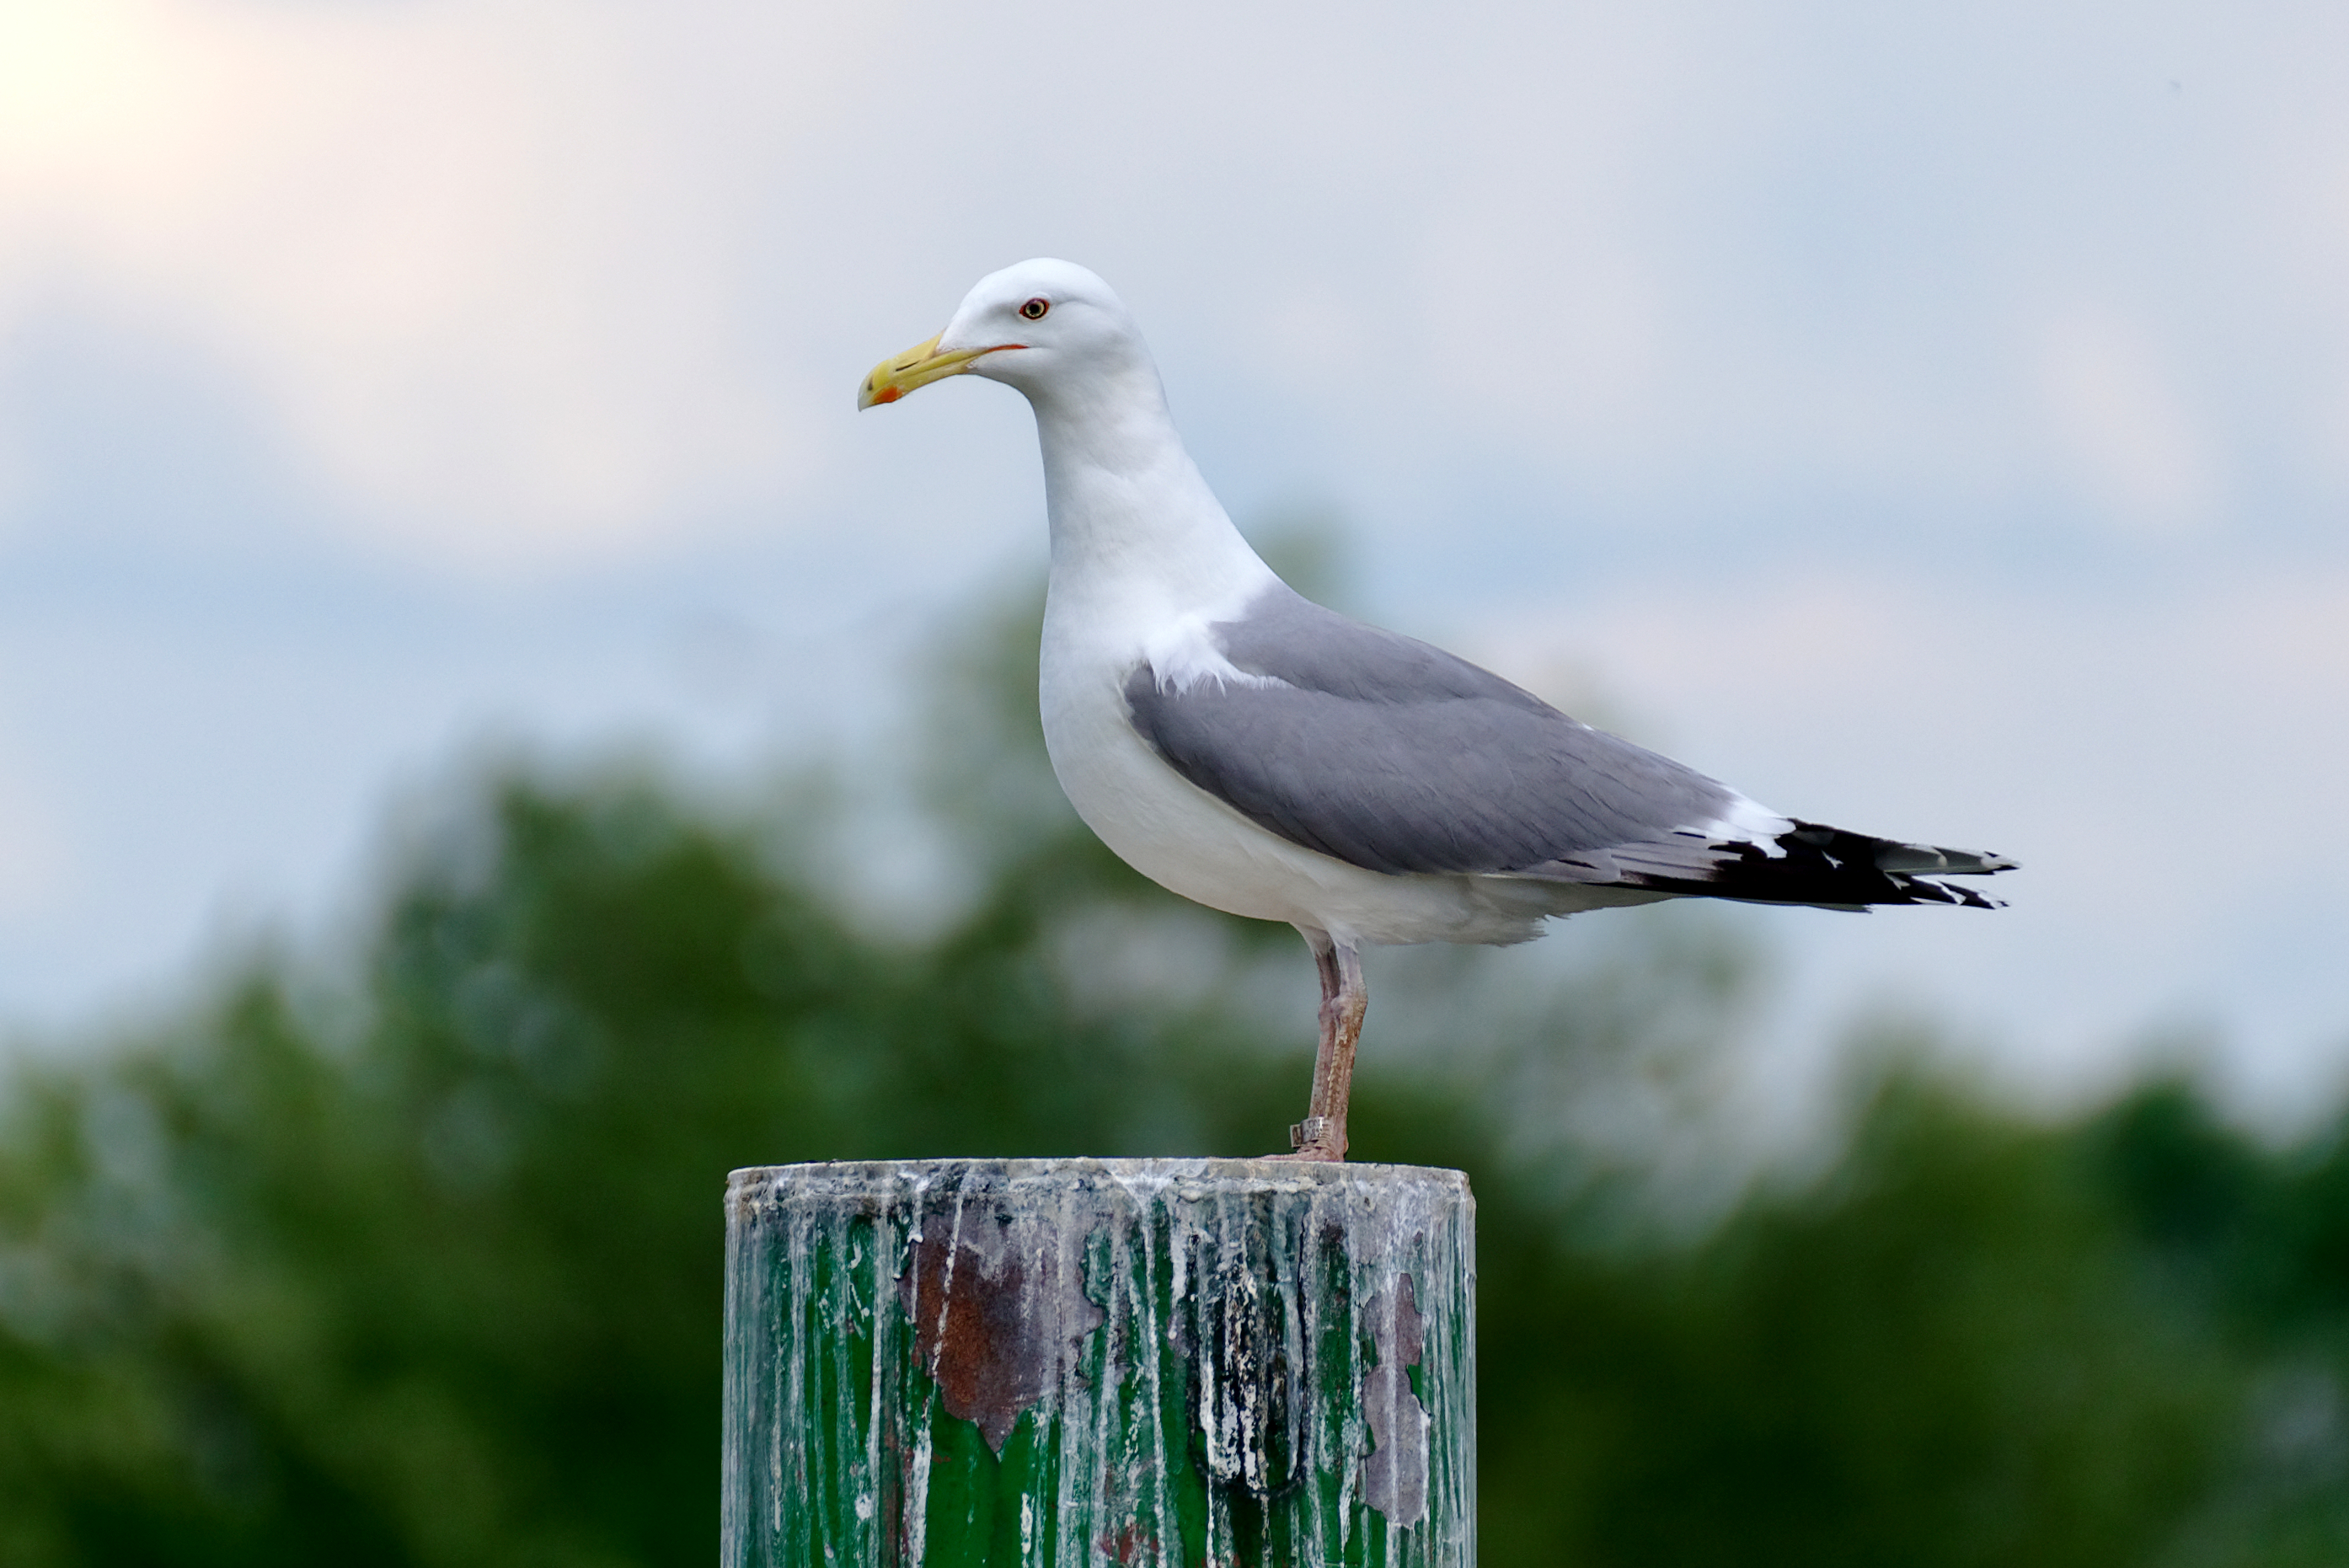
[0,583,2345,1565]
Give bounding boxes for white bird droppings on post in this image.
[721,1157,1475,1567]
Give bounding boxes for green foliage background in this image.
[4,587,2348,1565]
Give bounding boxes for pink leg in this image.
[1272,931,1365,1162]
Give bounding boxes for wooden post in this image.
[723,1158,1474,1567]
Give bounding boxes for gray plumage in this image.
[1126,584,2009,909]
[1126,585,1737,875]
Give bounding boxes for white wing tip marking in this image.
[1688,795,1795,859]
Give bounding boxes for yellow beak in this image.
[857,332,1008,409]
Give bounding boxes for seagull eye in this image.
[1019,297,1050,321]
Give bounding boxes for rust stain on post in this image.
[899,1223,1105,1451]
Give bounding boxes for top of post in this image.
[725,1156,1469,1224]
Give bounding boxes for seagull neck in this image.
[1029,376,1272,613]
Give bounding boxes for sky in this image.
[2,0,2346,1120]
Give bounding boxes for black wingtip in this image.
[1617,820,2015,911]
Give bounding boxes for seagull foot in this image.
[1263,1116,1346,1162]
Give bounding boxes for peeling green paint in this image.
[723,1159,1474,1568]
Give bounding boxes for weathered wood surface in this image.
[722,1158,1474,1568]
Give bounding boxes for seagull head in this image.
[858,259,1148,409]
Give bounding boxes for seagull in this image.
[860,260,2013,1162]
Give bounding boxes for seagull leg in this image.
[1282,932,1366,1162]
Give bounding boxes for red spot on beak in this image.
[875,387,901,404]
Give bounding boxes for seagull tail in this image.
[1686,821,2015,911]
[1523,820,2015,911]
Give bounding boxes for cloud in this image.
[2037,306,2218,532]
[0,723,67,923]
[1468,561,2349,1110]
[0,0,837,571]
[12,0,2349,575]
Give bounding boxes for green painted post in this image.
[723,1159,1474,1567]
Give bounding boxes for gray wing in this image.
[1123,586,1738,876]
